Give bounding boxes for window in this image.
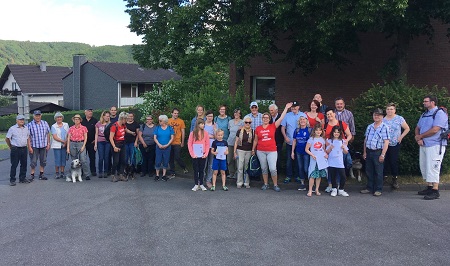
[120,83,139,97]
[252,77,275,102]
[131,84,138,97]
[12,82,17,91]
[138,83,154,96]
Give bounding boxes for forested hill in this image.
[0,40,137,71]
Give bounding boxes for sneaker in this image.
[373,191,382,196]
[170,174,176,179]
[192,185,199,191]
[418,186,433,195]
[154,176,160,181]
[295,177,302,183]
[206,181,212,189]
[162,176,168,181]
[423,190,440,200]
[392,177,400,189]
[360,189,371,194]
[55,174,60,179]
[10,182,16,186]
[210,186,216,191]
[19,179,31,184]
[222,186,228,191]
[273,185,281,192]
[244,184,250,189]
[338,189,349,197]
[325,186,332,193]
[85,176,91,181]
[183,168,189,174]
[330,188,338,197]
[237,184,242,188]
[60,174,65,179]
[261,184,269,190]
[283,177,291,184]
[297,184,306,191]
[200,185,207,191]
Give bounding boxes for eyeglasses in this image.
[244,121,252,124]
[251,106,258,109]
[262,117,270,119]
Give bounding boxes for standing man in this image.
[110,106,118,123]
[6,115,31,186]
[268,103,284,171]
[334,97,356,137]
[27,110,51,180]
[416,95,448,200]
[361,108,390,196]
[82,108,98,178]
[281,101,305,183]
[168,108,188,177]
[313,94,328,114]
[246,101,263,130]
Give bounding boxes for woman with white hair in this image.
[154,114,175,181]
[51,112,69,179]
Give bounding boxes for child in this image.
[326,126,350,197]
[305,123,328,197]
[187,119,210,191]
[210,129,229,191]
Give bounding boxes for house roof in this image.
[62,61,181,83]
[0,101,69,116]
[0,65,72,94]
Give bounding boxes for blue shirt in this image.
[6,124,29,147]
[211,139,228,160]
[364,122,390,150]
[215,116,231,141]
[417,107,448,147]
[281,111,305,145]
[293,127,310,155]
[383,115,406,146]
[154,125,175,145]
[27,119,50,148]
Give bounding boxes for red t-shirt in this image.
[68,125,88,141]
[325,120,348,139]
[111,122,126,141]
[255,123,277,152]
[306,112,324,128]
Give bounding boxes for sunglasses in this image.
[244,121,252,124]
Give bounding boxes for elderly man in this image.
[27,110,51,180]
[361,108,390,196]
[6,115,31,186]
[82,108,98,178]
[281,101,305,183]
[269,103,284,170]
[416,95,448,200]
[246,101,263,130]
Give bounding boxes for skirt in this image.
[310,163,327,179]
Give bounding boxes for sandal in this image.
[307,192,312,197]
[315,191,321,196]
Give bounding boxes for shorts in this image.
[212,158,227,171]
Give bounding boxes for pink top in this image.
[188,131,210,158]
[96,122,107,142]
[68,125,88,142]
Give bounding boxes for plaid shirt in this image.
[27,120,50,148]
[364,122,390,150]
[335,109,356,135]
[245,112,263,130]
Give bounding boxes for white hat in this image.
[249,101,258,108]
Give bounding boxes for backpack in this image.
[104,122,118,144]
[246,154,262,180]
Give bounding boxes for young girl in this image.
[305,123,328,197]
[326,126,350,197]
[210,129,229,191]
[188,119,210,191]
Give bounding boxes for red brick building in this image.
[230,24,450,109]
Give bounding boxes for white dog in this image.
[66,159,83,183]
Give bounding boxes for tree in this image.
[0,95,12,107]
[124,1,449,80]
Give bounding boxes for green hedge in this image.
[350,81,450,175]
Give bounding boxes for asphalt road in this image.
[0,150,449,266]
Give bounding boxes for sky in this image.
[0,0,142,46]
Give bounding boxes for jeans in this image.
[155,146,171,170]
[10,146,27,182]
[85,141,96,174]
[192,158,206,185]
[140,144,156,175]
[112,141,126,175]
[365,149,384,192]
[204,152,214,182]
[256,150,278,176]
[295,153,309,181]
[53,148,66,167]
[384,144,401,177]
[169,144,186,174]
[236,149,252,186]
[285,144,299,178]
[69,141,91,177]
[125,142,136,165]
[329,167,346,189]
[97,141,110,175]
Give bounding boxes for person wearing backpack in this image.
[291,114,311,191]
[415,95,448,200]
[234,116,253,188]
[109,112,128,182]
[252,102,293,192]
[138,115,156,178]
[94,111,111,178]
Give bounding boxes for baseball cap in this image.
[292,101,300,107]
[16,114,25,120]
[33,110,42,115]
[250,101,258,108]
[373,108,384,115]
[85,108,93,111]
[299,113,307,119]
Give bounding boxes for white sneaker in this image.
[191,185,199,191]
[330,188,338,197]
[199,185,207,191]
[338,189,349,197]
[325,186,333,193]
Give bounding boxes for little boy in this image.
[210,129,229,191]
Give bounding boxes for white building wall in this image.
[1,73,21,92]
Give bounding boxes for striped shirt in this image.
[27,120,50,148]
[364,122,390,150]
[245,112,263,130]
[335,109,356,135]
[6,124,29,147]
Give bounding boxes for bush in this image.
[350,81,450,175]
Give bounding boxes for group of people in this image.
[6,94,446,200]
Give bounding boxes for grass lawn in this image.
[0,132,8,150]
